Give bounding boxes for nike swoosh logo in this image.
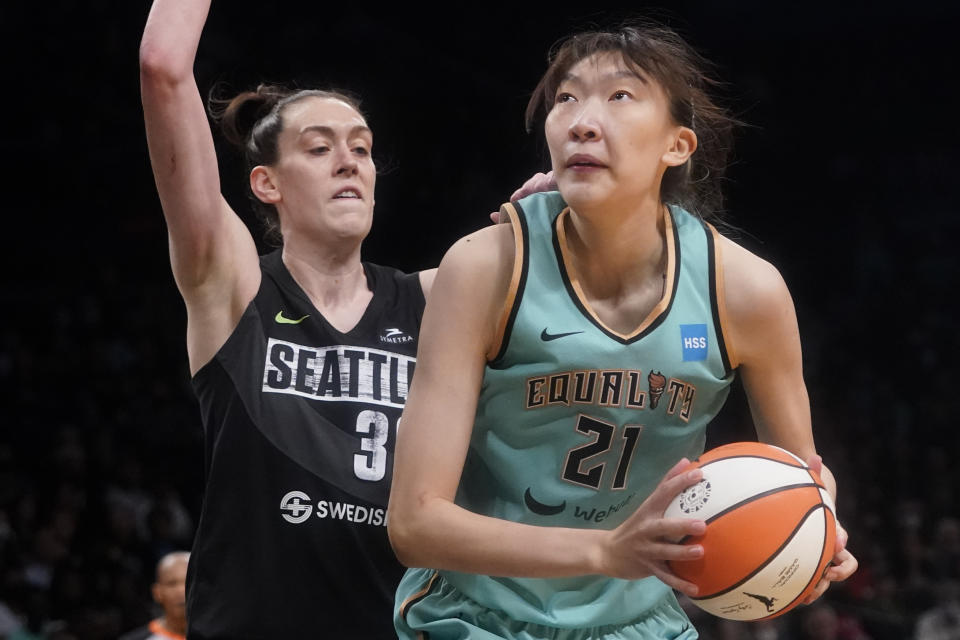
[523,488,566,516]
[540,329,584,342]
[275,311,310,325]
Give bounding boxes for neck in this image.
[282,230,364,272]
[157,615,186,637]
[281,243,369,311]
[564,194,666,297]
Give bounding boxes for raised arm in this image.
[719,235,858,600]
[387,223,706,593]
[140,0,260,373]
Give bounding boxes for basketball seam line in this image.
[680,482,827,534]
[756,501,834,621]
[698,454,806,470]
[689,502,827,601]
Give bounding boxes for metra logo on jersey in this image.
[525,368,697,422]
[280,490,386,527]
[263,339,415,408]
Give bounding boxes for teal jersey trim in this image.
[440,191,736,628]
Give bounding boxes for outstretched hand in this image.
[490,171,557,223]
[598,458,707,596]
[803,454,858,604]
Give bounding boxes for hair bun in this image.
[209,84,293,149]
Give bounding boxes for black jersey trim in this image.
[704,223,734,376]
[403,271,428,325]
[552,208,680,345]
[399,571,441,625]
[489,202,531,367]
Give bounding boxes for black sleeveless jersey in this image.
[186,250,424,639]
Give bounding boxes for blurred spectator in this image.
[799,602,872,640]
[118,552,189,640]
[914,580,960,640]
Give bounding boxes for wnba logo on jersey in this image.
[680,324,709,361]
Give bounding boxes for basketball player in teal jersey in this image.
[389,25,858,638]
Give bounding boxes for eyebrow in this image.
[299,124,372,138]
[561,69,649,85]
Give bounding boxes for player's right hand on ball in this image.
[598,458,706,596]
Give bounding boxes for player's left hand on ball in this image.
[801,454,859,604]
[489,171,557,223]
[806,454,824,477]
[802,521,858,604]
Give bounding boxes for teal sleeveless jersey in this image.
[441,191,736,628]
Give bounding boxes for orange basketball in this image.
[664,442,836,620]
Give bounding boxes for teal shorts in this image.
[395,569,698,640]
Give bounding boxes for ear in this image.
[250,166,281,204]
[662,126,698,167]
[151,582,162,605]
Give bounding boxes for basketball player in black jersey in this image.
[139,1,549,636]
[139,1,419,637]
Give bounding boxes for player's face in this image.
[271,97,376,243]
[545,53,690,212]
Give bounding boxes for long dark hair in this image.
[526,23,737,221]
[208,84,364,245]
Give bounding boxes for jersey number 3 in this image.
[354,410,389,481]
[562,415,642,490]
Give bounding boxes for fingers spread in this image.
[803,546,857,605]
[655,516,707,543]
[826,549,858,581]
[511,172,548,200]
[664,457,693,480]
[644,465,702,515]
[648,563,700,597]
[802,578,830,605]
[835,522,849,552]
[639,540,704,563]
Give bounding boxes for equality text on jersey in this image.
[524,368,697,422]
[263,338,415,409]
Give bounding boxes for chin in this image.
[324,207,371,231]
[331,219,372,241]
[557,182,610,211]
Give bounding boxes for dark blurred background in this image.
[1,2,958,639]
